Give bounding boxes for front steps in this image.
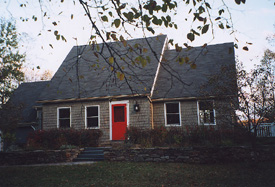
[73,147,104,162]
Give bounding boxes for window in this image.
[86,106,100,128]
[198,101,215,125]
[57,107,71,128]
[165,102,181,126]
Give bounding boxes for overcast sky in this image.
[1,0,274,74]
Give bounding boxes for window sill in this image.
[165,124,181,127]
[200,123,216,126]
[86,127,100,129]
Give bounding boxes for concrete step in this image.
[82,150,104,154]
[73,147,104,162]
[77,154,104,159]
[73,157,104,162]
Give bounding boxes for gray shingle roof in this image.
[151,42,236,99]
[39,35,167,101]
[9,81,49,123]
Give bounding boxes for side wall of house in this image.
[153,99,234,128]
[42,98,151,143]
[153,100,198,128]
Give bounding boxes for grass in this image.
[1,161,275,186]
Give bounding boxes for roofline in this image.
[151,95,236,102]
[150,36,168,97]
[37,94,149,104]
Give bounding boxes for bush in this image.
[27,129,102,150]
[125,125,251,148]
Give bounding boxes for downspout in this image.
[147,96,154,129]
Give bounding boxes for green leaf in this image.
[202,24,209,34]
[147,27,155,34]
[205,2,211,9]
[108,11,113,17]
[162,4,167,12]
[166,15,171,22]
[143,48,148,53]
[56,34,60,40]
[90,35,96,40]
[114,19,121,28]
[235,0,241,5]
[152,16,159,25]
[49,44,53,48]
[117,72,124,81]
[243,46,249,51]
[109,57,114,64]
[61,35,67,42]
[219,9,224,15]
[191,29,200,36]
[218,23,224,29]
[54,30,58,36]
[94,52,99,58]
[127,12,134,21]
[187,33,195,42]
[52,22,57,26]
[190,63,197,69]
[175,44,182,52]
[111,34,117,41]
[101,16,108,22]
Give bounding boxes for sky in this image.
[0,0,274,75]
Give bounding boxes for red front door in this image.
[112,104,127,140]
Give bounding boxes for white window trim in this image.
[85,105,100,129]
[197,100,216,126]
[57,107,71,128]
[109,100,129,140]
[164,102,181,126]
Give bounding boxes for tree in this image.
[24,68,53,82]
[0,20,25,105]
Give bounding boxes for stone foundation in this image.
[0,149,80,166]
[104,146,275,164]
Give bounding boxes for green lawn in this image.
[1,162,275,186]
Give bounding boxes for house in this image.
[3,81,49,144]
[10,35,237,144]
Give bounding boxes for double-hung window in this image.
[57,107,71,128]
[165,102,181,126]
[198,100,215,125]
[85,106,100,128]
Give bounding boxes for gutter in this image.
[37,94,149,104]
[151,95,237,102]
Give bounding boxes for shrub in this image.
[27,129,102,150]
[125,125,251,148]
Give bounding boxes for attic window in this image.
[165,102,181,126]
[86,106,100,128]
[57,107,71,128]
[198,100,215,125]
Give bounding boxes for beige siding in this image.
[129,98,152,129]
[153,99,234,129]
[153,100,198,128]
[42,98,151,143]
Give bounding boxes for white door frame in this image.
[109,100,130,140]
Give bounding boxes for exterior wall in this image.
[214,99,235,129]
[153,100,198,128]
[129,98,152,129]
[43,100,110,142]
[153,99,234,129]
[42,97,151,143]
